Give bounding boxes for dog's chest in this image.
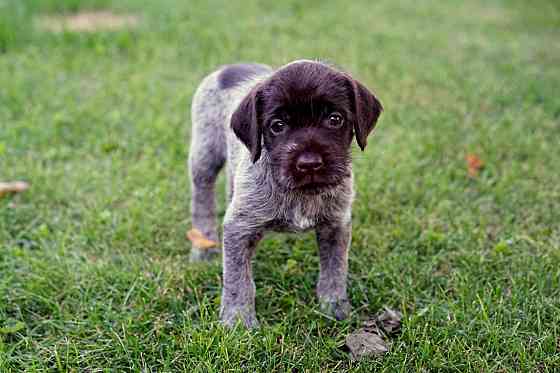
[289,203,318,231]
[272,194,335,232]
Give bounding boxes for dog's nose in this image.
[296,152,323,172]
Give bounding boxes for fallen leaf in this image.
[374,307,403,335]
[466,153,484,177]
[345,329,388,360]
[186,228,219,249]
[0,181,29,198]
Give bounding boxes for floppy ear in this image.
[230,87,263,163]
[349,78,383,150]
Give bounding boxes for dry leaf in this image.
[374,307,403,335]
[186,228,218,249]
[466,153,484,177]
[345,329,388,360]
[0,181,29,198]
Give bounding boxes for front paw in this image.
[319,297,351,321]
[220,304,259,329]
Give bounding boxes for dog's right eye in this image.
[270,119,288,135]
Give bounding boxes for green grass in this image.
[0,0,116,52]
[1,0,559,370]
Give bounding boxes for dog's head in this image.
[231,60,383,194]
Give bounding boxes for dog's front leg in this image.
[315,220,352,321]
[220,221,263,328]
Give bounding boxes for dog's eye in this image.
[270,119,288,135]
[327,112,344,128]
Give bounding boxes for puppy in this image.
[188,60,382,328]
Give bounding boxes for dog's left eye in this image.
[270,119,288,135]
[326,112,344,128]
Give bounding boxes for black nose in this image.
[296,152,323,172]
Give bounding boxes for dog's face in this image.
[231,61,383,194]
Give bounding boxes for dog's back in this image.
[217,63,272,90]
[191,63,272,136]
[187,63,271,261]
[190,63,272,165]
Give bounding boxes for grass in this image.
[1,0,559,370]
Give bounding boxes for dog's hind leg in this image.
[188,76,228,262]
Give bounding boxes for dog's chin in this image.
[274,167,350,195]
[289,173,343,195]
[294,181,338,195]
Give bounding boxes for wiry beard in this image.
[267,144,352,195]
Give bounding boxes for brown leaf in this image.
[362,307,403,336]
[186,228,219,249]
[345,329,388,360]
[375,307,403,335]
[466,153,484,178]
[0,181,29,198]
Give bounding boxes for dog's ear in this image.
[348,78,383,150]
[231,87,263,163]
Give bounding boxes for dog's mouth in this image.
[291,174,340,194]
[283,163,352,194]
[296,181,337,194]
[275,172,341,194]
[271,150,352,194]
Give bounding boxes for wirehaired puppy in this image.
[188,60,383,327]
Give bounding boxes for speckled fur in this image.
[188,61,382,327]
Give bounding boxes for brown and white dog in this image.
[188,60,383,327]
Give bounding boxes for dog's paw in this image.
[220,306,259,329]
[319,298,351,321]
[189,247,221,262]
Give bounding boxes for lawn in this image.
[1,0,559,371]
